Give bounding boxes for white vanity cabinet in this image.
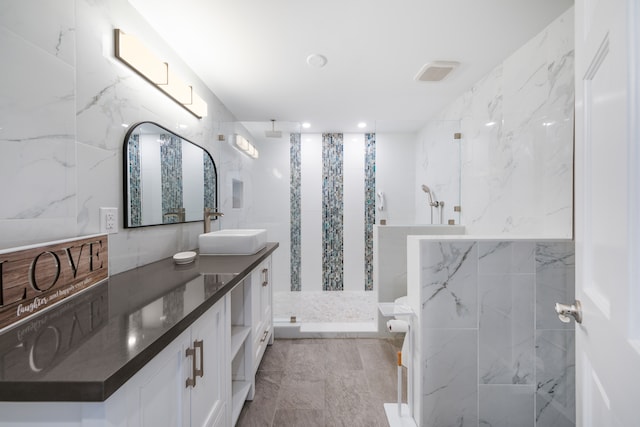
[116,297,228,427]
[0,245,278,427]
[228,255,274,425]
[110,257,274,427]
[188,299,228,427]
[251,257,273,370]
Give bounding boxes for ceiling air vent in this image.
[415,61,460,82]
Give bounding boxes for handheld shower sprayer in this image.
[421,185,439,207]
[421,184,444,224]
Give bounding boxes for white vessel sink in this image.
[199,229,267,255]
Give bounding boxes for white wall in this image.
[182,141,205,222]
[139,134,162,225]
[246,131,292,294]
[421,7,574,237]
[414,121,461,225]
[343,134,366,292]
[0,0,250,274]
[375,133,419,225]
[299,134,323,292]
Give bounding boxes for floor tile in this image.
[236,371,284,426]
[272,409,325,427]
[236,338,401,427]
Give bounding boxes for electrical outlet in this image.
[100,207,118,234]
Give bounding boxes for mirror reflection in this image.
[123,122,217,228]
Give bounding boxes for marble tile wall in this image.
[415,239,575,427]
[0,0,243,274]
[414,120,461,226]
[418,7,574,237]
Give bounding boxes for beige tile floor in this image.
[237,338,406,427]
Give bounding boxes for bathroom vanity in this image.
[0,242,278,427]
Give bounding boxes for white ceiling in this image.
[128,0,573,134]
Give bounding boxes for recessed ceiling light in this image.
[302,122,311,129]
[306,54,327,68]
[357,122,367,129]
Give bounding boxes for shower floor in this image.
[273,290,379,336]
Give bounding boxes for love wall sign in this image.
[0,235,108,330]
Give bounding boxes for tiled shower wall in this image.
[418,7,574,237]
[290,133,376,292]
[410,239,575,427]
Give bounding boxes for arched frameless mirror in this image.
[123,122,217,228]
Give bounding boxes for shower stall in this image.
[224,120,461,336]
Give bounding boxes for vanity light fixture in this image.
[234,134,259,159]
[114,29,208,119]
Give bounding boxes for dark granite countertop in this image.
[0,243,278,402]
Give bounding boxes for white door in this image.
[574,0,640,426]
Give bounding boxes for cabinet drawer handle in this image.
[194,339,204,378]
[262,268,269,287]
[185,347,197,388]
[260,330,269,343]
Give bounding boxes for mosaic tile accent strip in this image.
[203,151,216,210]
[364,133,376,291]
[322,133,344,291]
[290,133,302,291]
[160,134,183,224]
[127,134,142,227]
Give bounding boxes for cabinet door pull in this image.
[185,347,197,388]
[260,330,269,343]
[194,339,204,378]
[262,268,269,287]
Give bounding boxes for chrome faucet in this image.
[203,208,224,233]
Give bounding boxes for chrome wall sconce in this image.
[114,29,207,119]
[234,134,259,159]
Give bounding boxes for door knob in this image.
[554,300,582,324]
